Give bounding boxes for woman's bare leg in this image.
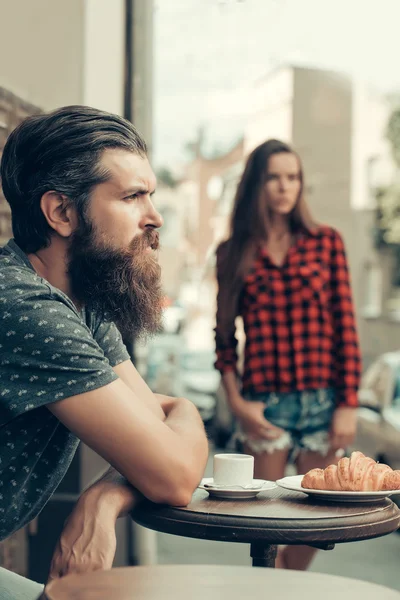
[277,448,340,570]
[243,444,290,481]
[243,444,290,568]
[296,448,339,474]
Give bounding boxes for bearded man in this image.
[0,106,208,599]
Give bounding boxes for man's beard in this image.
[67,218,163,339]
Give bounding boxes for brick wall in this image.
[0,87,41,245]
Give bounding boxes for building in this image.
[183,139,244,269]
[156,183,188,299]
[172,140,245,341]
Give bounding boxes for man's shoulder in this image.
[0,255,45,301]
[0,262,81,337]
[0,260,67,305]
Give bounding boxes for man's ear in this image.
[40,192,78,237]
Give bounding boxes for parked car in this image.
[180,350,220,395]
[353,351,400,474]
[179,350,219,425]
[211,382,236,449]
[161,299,186,334]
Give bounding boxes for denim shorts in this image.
[235,388,336,457]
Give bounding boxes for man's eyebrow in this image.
[121,186,156,196]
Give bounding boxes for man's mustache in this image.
[132,228,160,252]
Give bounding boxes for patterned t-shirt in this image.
[0,239,130,540]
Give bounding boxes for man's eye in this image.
[125,194,139,201]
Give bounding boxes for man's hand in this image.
[46,467,139,582]
[155,393,180,416]
[47,490,118,582]
[155,394,199,419]
[234,400,285,440]
[330,406,358,450]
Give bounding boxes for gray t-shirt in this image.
[0,239,130,540]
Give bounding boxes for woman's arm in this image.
[329,229,361,449]
[215,246,283,440]
[214,255,240,377]
[329,229,362,408]
[221,370,244,413]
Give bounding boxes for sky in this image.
[153,0,400,168]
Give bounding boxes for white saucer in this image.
[276,475,400,503]
[199,478,276,499]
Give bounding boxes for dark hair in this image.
[0,105,147,253]
[216,139,317,341]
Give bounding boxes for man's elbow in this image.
[157,487,194,507]
[146,461,203,506]
[146,480,196,507]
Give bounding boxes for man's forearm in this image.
[163,397,209,475]
[113,361,166,420]
[79,399,207,514]
[81,466,141,519]
[46,467,133,585]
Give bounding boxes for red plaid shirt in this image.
[215,226,361,407]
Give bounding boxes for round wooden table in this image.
[131,486,400,567]
[44,565,400,599]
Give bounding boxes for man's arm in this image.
[71,360,199,523]
[47,377,208,506]
[70,393,203,520]
[46,466,139,581]
[45,377,208,582]
[113,360,166,419]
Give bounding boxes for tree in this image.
[378,101,400,285]
[184,126,205,161]
[156,167,179,188]
[386,107,400,169]
[376,101,400,246]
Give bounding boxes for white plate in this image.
[198,478,276,500]
[276,475,400,503]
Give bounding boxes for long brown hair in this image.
[216,139,317,342]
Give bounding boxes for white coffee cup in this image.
[213,453,254,487]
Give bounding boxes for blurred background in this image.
[1,0,400,590]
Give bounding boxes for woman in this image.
[215,139,361,570]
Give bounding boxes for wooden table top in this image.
[44,565,400,600]
[131,486,400,546]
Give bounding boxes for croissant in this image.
[301,451,400,491]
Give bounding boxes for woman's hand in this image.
[234,400,285,440]
[330,406,358,450]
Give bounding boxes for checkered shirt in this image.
[215,226,361,407]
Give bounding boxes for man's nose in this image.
[145,200,163,229]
